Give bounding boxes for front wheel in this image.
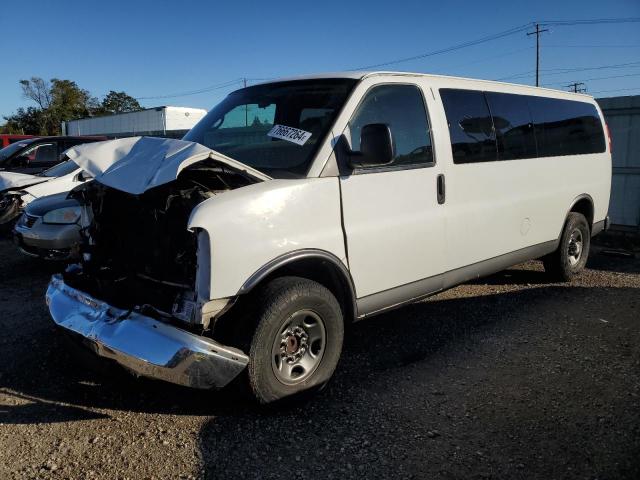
[543,212,591,281]
[243,276,344,404]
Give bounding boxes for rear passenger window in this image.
[485,92,537,160]
[440,89,497,164]
[349,84,433,167]
[528,97,605,157]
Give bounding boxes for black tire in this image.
[543,212,590,281]
[238,276,344,404]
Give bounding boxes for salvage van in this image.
[46,72,611,403]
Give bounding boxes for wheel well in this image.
[211,255,356,345]
[570,197,594,229]
[254,257,356,322]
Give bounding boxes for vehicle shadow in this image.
[0,274,552,425]
[2,254,638,476]
[195,283,640,479]
[587,249,640,275]
[0,278,619,423]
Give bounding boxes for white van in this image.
[46,72,611,403]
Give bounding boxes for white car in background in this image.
[0,160,91,228]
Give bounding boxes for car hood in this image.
[24,192,78,217]
[0,171,48,192]
[65,136,271,195]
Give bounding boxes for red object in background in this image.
[0,134,38,148]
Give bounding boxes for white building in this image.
[61,106,207,139]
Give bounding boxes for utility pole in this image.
[566,82,587,93]
[527,23,549,87]
[244,78,248,126]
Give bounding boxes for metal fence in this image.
[597,95,640,228]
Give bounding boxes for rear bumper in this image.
[46,275,249,389]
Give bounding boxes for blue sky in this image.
[1,0,639,119]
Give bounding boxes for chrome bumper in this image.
[46,275,249,389]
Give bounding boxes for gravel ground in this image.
[0,237,638,479]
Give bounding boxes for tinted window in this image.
[349,84,433,167]
[29,143,58,166]
[0,141,31,162]
[528,97,605,157]
[40,159,80,177]
[440,89,497,164]
[485,92,537,160]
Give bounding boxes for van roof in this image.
[257,71,595,100]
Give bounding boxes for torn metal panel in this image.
[65,136,271,195]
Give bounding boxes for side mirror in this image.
[349,123,394,169]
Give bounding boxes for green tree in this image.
[48,79,96,128]
[1,78,142,134]
[97,91,142,115]
[1,107,45,135]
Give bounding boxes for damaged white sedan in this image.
[46,73,611,403]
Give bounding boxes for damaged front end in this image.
[46,275,249,389]
[65,160,253,327]
[0,191,28,228]
[46,137,266,388]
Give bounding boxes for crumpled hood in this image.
[65,136,270,195]
[0,171,48,192]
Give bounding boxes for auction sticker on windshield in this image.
[267,125,312,146]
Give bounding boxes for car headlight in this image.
[42,206,81,225]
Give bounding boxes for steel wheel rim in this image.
[271,309,327,386]
[567,228,583,266]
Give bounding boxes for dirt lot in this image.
[0,237,638,480]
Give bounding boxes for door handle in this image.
[437,174,445,205]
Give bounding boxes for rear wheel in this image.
[240,276,344,404]
[543,212,590,281]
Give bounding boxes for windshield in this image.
[40,158,79,177]
[183,79,357,178]
[0,140,35,163]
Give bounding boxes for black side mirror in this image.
[349,123,394,168]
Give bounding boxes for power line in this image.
[135,78,245,100]
[496,60,640,81]
[433,46,535,73]
[134,17,640,101]
[543,72,640,87]
[538,17,640,26]
[590,86,640,95]
[545,44,640,48]
[349,17,640,71]
[545,60,640,74]
[350,23,534,70]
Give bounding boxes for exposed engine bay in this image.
[63,160,256,320]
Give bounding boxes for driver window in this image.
[349,84,433,167]
[16,143,57,167]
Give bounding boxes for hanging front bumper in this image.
[46,275,248,389]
